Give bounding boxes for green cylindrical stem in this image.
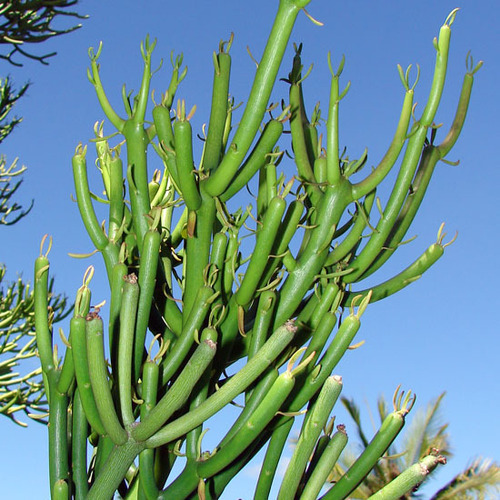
[287,312,360,412]
[300,425,348,500]
[52,480,69,500]
[300,310,337,368]
[325,189,376,266]
[139,361,160,499]
[343,240,445,306]
[134,229,161,380]
[278,375,343,499]
[58,276,91,394]
[93,435,115,479]
[73,146,120,280]
[72,148,109,251]
[247,290,277,361]
[203,49,231,172]
[133,339,217,442]
[161,285,216,385]
[235,196,286,306]
[352,89,413,199]
[209,231,228,297]
[124,120,152,250]
[174,118,202,210]
[153,106,174,151]
[420,22,452,126]
[34,254,54,376]
[118,274,140,427]
[108,155,125,242]
[437,69,476,158]
[87,440,146,500]
[289,81,316,185]
[57,336,75,395]
[264,160,278,204]
[147,320,296,448]
[197,369,296,478]
[72,389,89,500]
[274,181,352,327]
[222,227,240,299]
[86,313,128,445]
[204,0,309,196]
[309,284,339,331]
[368,453,446,500]
[220,119,283,201]
[164,53,187,110]
[48,390,69,498]
[323,410,407,500]
[255,418,294,499]
[153,105,180,186]
[326,67,341,185]
[313,156,327,185]
[227,367,279,445]
[88,51,124,130]
[108,261,127,369]
[274,199,305,256]
[71,315,106,436]
[186,327,218,460]
[183,190,216,320]
[258,199,305,287]
[141,360,160,417]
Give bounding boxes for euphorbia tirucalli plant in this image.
[34,0,481,498]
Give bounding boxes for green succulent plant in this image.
[33,1,481,498]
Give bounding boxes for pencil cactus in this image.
[34,1,480,498]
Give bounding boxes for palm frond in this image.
[341,396,371,448]
[430,457,500,500]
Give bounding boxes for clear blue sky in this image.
[1,0,498,498]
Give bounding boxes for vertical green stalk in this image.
[87,440,146,500]
[71,314,106,436]
[325,53,347,186]
[72,389,89,499]
[72,146,119,280]
[86,312,128,445]
[185,326,218,460]
[161,285,217,385]
[48,391,69,498]
[204,0,311,196]
[273,181,353,327]
[107,154,125,243]
[139,360,161,499]
[255,419,294,498]
[134,228,161,380]
[278,375,342,499]
[118,274,140,427]
[122,37,157,249]
[109,260,127,370]
[183,189,216,321]
[202,36,232,172]
[34,237,55,379]
[300,425,348,499]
